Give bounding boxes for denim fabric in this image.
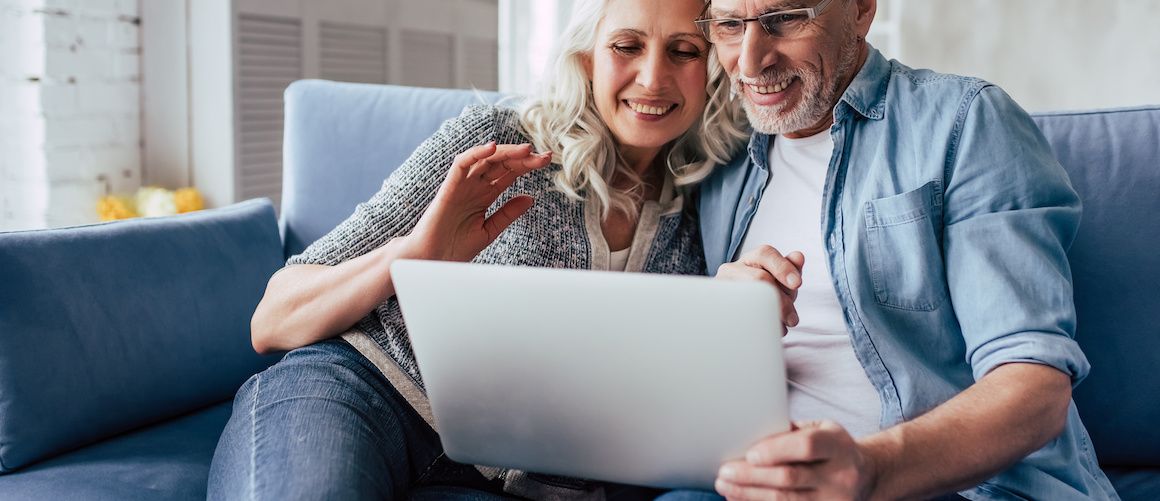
[698,48,1118,500]
[207,340,506,500]
[655,492,970,500]
[207,340,670,500]
[655,491,722,501]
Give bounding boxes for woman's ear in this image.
[581,52,593,80]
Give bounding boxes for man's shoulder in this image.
[883,59,996,111]
[873,59,1037,149]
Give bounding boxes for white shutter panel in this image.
[399,30,455,89]
[236,14,302,211]
[320,22,388,84]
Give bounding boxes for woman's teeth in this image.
[751,78,793,94]
[627,101,672,116]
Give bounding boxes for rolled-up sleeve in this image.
[943,85,1090,386]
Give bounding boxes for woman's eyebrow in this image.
[670,32,707,43]
[607,28,647,38]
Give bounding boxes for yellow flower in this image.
[97,195,138,221]
[174,187,205,213]
[136,187,177,217]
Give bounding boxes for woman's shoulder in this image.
[447,104,530,145]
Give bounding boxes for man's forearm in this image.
[857,363,1073,500]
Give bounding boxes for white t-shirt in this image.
[738,131,882,438]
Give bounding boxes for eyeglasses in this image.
[694,0,835,44]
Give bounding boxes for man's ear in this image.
[855,0,877,38]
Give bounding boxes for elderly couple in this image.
[206,0,1119,500]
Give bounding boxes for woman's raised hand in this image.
[397,141,553,262]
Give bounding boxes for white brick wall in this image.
[0,0,141,230]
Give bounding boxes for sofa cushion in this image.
[281,80,504,256]
[0,401,232,500]
[0,199,282,472]
[1103,467,1160,501]
[1031,106,1160,466]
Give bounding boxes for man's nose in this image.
[738,23,779,80]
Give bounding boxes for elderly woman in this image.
[207,0,748,499]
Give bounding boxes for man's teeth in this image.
[750,78,793,94]
[628,102,670,115]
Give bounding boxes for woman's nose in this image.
[636,49,672,92]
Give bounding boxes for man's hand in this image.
[715,421,874,501]
[716,245,805,328]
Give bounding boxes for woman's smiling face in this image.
[587,0,710,166]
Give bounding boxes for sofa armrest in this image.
[0,199,283,473]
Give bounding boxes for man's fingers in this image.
[746,421,850,466]
[787,250,805,270]
[782,295,799,327]
[482,195,535,241]
[740,245,804,291]
[717,263,778,288]
[718,460,821,490]
[717,262,799,327]
[715,478,814,501]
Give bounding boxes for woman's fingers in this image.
[465,144,552,186]
[452,141,499,174]
[483,195,536,242]
[485,152,553,188]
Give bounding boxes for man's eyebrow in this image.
[707,6,740,18]
[709,1,808,18]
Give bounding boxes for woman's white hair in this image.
[519,0,750,221]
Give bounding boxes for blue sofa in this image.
[1,80,1156,500]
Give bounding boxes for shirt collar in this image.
[837,45,890,121]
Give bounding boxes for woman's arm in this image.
[251,239,409,353]
[251,140,551,353]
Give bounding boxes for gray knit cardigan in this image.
[288,105,706,499]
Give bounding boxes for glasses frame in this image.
[694,0,836,42]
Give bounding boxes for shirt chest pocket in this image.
[863,180,947,311]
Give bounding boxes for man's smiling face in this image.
[708,0,873,137]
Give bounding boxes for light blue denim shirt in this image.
[699,48,1118,500]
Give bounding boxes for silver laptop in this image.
[390,259,790,490]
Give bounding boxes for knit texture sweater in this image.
[287,105,705,499]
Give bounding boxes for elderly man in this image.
[680,0,1120,499]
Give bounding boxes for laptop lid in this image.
[391,259,790,490]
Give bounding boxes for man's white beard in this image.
[740,68,829,135]
[741,32,862,136]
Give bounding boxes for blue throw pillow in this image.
[0,199,283,472]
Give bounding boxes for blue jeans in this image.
[207,339,512,500]
[207,339,663,500]
[656,492,968,501]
